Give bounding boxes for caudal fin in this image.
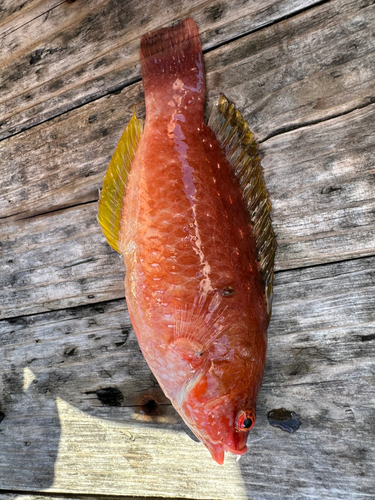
[140,19,205,110]
[140,18,199,59]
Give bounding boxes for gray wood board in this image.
[0,0,374,499]
[0,0,326,139]
[1,0,374,217]
[0,257,374,498]
[0,104,374,318]
[0,495,187,500]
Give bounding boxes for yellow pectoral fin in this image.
[98,111,143,252]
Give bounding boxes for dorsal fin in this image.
[98,111,143,252]
[208,94,277,321]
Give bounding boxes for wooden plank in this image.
[1,0,374,219]
[0,203,125,318]
[0,257,374,498]
[0,495,187,500]
[1,104,374,318]
[262,104,375,269]
[206,0,375,140]
[0,0,374,498]
[0,0,352,140]
[0,0,46,26]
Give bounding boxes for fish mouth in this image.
[207,441,247,465]
[177,403,249,465]
[208,425,249,464]
[210,446,225,465]
[224,443,247,456]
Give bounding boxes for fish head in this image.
[180,348,263,464]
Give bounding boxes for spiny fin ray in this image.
[208,94,277,321]
[98,111,143,252]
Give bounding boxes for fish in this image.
[98,18,276,464]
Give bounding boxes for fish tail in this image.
[140,19,205,114]
[140,18,198,59]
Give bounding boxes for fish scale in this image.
[98,18,276,464]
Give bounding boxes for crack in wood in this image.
[356,333,375,342]
[62,257,95,268]
[0,0,353,143]
[17,199,99,220]
[0,1,67,40]
[0,76,142,143]
[274,254,375,278]
[203,0,333,56]
[0,297,125,323]
[0,490,189,500]
[260,99,375,143]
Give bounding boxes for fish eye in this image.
[236,410,255,432]
[221,286,235,297]
[243,417,252,428]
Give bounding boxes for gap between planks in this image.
[0,0,352,142]
[0,492,182,498]
[0,251,372,323]
[0,491,195,500]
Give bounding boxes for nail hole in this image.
[139,395,160,416]
[64,347,76,357]
[95,387,124,407]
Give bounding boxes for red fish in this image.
[99,18,276,464]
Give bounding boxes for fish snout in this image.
[206,429,249,465]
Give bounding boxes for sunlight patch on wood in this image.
[23,366,36,391]
[52,397,248,499]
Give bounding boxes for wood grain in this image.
[1,0,374,219]
[1,103,374,318]
[0,0,374,498]
[0,257,374,498]
[0,495,188,500]
[0,0,357,140]
[0,0,47,26]
[262,104,375,269]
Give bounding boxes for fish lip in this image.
[224,443,248,456]
[208,442,247,464]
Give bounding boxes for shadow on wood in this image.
[0,0,374,498]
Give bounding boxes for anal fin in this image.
[98,111,143,252]
[208,95,277,322]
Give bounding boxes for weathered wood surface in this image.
[2,0,374,219]
[0,0,327,140]
[0,496,185,500]
[0,0,374,499]
[0,496,184,500]
[0,257,374,497]
[1,104,374,318]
